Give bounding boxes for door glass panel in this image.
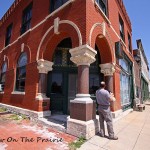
[89,74,100,96]
[68,74,78,112]
[51,73,63,94]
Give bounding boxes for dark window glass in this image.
[0,62,7,91]
[5,23,13,46]
[54,49,63,65]
[21,3,32,35]
[16,53,27,92]
[89,74,100,95]
[96,0,107,16]
[128,33,132,52]
[51,73,63,94]
[119,16,125,41]
[50,0,68,13]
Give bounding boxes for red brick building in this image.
[0,0,134,138]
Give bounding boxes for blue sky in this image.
[0,0,150,65]
[123,0,150,64]
[0,0,14,18]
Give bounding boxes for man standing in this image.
[96,81,118,140]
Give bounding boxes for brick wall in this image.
[0,0,134,112]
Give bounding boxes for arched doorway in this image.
[47,38,103,114]
[89,45,104,100]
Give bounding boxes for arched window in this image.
[0,62,7,91]
[16,52,27,92]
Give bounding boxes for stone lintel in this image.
[54,17,60,34]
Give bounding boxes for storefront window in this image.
[120,58,132,106]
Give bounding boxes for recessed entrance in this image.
[46,38,103,114]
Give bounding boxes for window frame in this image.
[15,52,27,92]
[50,0,69,13]
[128,32,132,53]
[95,0,108,16]
[20,3,33,35]
[119,57,132,107]
[119,15,125,42]
[0,62,7,91]
[5,23,13,47]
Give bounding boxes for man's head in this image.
[100,81,106,88]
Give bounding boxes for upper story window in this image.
[0,62,7,91]
[128,33,132,53]
[21,3,32,35]
[16,52,27,92]
[50,0,68,13]
[5,23,13,47]
[96,0,108,16]
[119,15,125,41]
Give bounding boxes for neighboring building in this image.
[0,0,134,138]
[133,50,141,103]
[133,39,149,103]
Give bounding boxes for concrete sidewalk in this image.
[78,101,150,150]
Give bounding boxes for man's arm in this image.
[106,91,116,102]
[109,92,116,102]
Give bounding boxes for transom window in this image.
[50,0,68,13]
[96,0,108,16]
[53,47,75,66]
[53,38,75,67]
[5,23,13,47]
[16,52,27,92]
[119,15,125,41]
[0,62,7,91]
[21,3,32,35]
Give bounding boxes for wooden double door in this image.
[47,67,103,114]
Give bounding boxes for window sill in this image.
[46,0,75,20]
[121,102,131,106]
[11,91,25,95]
[0,91,4,94]
[94,1,111,25]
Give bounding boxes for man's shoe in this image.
[99,134,105,137]
[98,132,105,137]
[108,136,118,140]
